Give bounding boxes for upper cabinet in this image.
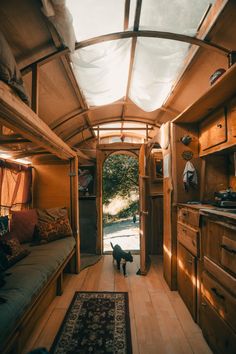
[172,64,236,157]
[199,98,236,156]
[199,108,227,152]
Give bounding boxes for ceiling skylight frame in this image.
[67,0,230,134]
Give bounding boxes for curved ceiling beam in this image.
[75,30,230,56]
[91,117,160,127]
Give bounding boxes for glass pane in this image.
[140,0,214,35]
[66,0,125,41]
[129,38,194,111]
[72,39,131,106]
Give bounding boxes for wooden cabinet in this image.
[177,242,197,319]
[199,108,227,152]
[200,214,236,354]
[177,206,200,321]
[177,207,200,229]
[203,218,236,277]
[227,96,236,138]
[202,271,236,332]
[200,297,236,354]
[177,222,198,256]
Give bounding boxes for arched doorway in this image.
[102,152,140,253]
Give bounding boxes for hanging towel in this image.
[183,161,198,191]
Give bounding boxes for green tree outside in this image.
[103,154,139,222]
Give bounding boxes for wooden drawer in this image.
[202,271,236,332]
[200,298,236,354]
[177,222,198,256]
[199,108,227,151]
[177,207,199,229]
[204,256,236,296]
[204,219,236,277]
[177,242,197,320]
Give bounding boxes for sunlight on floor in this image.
[103,216,140,252]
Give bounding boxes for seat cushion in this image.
[0,236,75,348]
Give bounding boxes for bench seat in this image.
[0,236,75,350]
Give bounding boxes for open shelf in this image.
[173,63,236,124]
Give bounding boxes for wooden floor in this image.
[23,256,212,354]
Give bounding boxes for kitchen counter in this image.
[178,203,236,222]
[200,207,236,221]
[177,203,215,210]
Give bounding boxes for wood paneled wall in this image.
[172,123,201,204]
[202,154,229,201]
[32,157,80,272]
[32,161,71,211]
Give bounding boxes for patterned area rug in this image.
[50,292,132,354]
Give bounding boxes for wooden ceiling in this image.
[0,0,236,161]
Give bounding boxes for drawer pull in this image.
[201,302,207,307]
[211,287,225,300]
[220,244,236,254]
[217,123,222,128]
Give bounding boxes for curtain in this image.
[0,160,32,215]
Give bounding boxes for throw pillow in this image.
[0,216,9,237]
[37,207,68,223]
[0,237,30,268]
[35,216,73,243]
[10,209,38,243]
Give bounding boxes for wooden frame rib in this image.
[124,0,131,30]
[21,47,69,76]
[75,30,230,55]
[122,0,142,124]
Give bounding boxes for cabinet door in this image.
[202,271,236,332]
[203,219,236,277]
[199,108,227,151]
[227,96,236,137]
[177,242,197,319]
[200,299,236,354]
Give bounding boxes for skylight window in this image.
[66,0,125,41]
[139,0,212,35]
[67,0,215,112]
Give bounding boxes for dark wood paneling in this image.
[148,196,163,255]
[79,197,97,253]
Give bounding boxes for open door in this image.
[138,144,149,274]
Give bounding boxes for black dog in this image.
[110,242,133,276]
